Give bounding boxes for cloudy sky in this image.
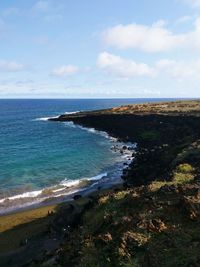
[0,0,200,98]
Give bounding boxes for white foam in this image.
[59,179,80,187]
[64,122,112,140]
[64,111,81,115]
[0,171,108,208]
[35,111,116,142]
[59,172,107,187]
[89,172,107,181]
[0,189,42,203]
[64,121,76,128]
[34,116,59,121]
[1,114,137,214]
[34,111,81,122]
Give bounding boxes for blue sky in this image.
[0,0,200,98]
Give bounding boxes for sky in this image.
[0,0,200,98]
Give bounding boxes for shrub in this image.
[176,163,194,174]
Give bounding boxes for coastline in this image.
[1,99,199,216]
[0,123,135,215]
[1,100,200,266]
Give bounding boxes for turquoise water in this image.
[0,99,177,212]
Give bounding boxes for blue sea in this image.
[0,98,177,213]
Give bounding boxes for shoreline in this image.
[1,100,200,266]
[0,124,135,216]
[0,183,124,261]
[2,99,199,216]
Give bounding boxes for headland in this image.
[1,99,200,267]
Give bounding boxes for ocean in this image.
[0,98,177,213]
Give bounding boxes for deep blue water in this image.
[0,98,178,204]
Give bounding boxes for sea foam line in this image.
[0,172,108,205]
[34,111,81,122]
[64,121,117,141]
[34,116,59,121]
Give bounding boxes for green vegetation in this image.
[149,163,195,192]
[139,130,160,141]
[59,144,200,267]
[176,163,195,173]
[60,175,200,267]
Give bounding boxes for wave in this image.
[34,116,59,121]
[64,111,81,115]
[0,172,109,214]
[8,113,136,215]
[64,121,117,141]
[34,111,116,141]
[0,141,135,214]
[34,111,81,122]
[0,190,43,203]
[89,172,107,181]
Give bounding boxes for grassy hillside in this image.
[55,141,200,267]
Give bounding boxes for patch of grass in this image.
[83,206,107,234]
[114,191,129,200]
[172,163,195,185]
[172,172,194,185]
[98,195,110,205]
[176,163,194,173]
[139,130,160,141]
[149,163,195,192]
[148,181,168,192]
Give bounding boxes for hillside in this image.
[48,100,200,266]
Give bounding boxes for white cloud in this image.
[0,60,26,72]
[102,18,200,53]
[156,58,200,80]
[97,52,200,81]
[97,52,156,78]
[102,21,185,52]
[52,65,79,77]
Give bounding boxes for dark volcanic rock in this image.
[51,112,200,186]
[73,194,82,201]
